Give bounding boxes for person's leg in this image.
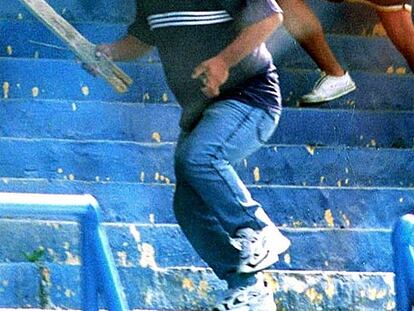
[174,99,290,272]
[173,99,289,310]
[278,0,356,104]
[279,0,344,76]
[174,138,257,288]
[376,8,414,72]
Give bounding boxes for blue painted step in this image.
[1,20,409,72]
[0,0,136,23]
[1,99,412,148]
[0,0,393,35]
[0,179,412,229]
[272,32,409,73]
[0,220,393,272]
[0,138,412,187]
[1,59,413,110]
[0,264,394,310]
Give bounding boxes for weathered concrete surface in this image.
[0,179,413,229]
[1,19,409,72]
[0,264,396,310]
[1,59,414,109]
[1,100,413,148]
[0,220,394,271]
[0,138,413,187]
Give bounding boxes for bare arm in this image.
[192,12,283,98]
[97,34,153,61]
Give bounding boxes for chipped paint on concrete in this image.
[198,280,210,297]
[305,145,316,156]
[324,209,335,228]
[253,167,260,183]
[182,278,195,292]
[284,254,291,265]
[372,22,387,36]
[129,225,158,269]
[64,251,80,265]
[281,275,307,294]
[305,287,324,304]
[31,87,39,97]
[81,86,89,96]
[62,242,70,250]
[117,251,132,267]
[264,273,279,292]
[64,289,75,298]
[386,66,395,74]
[139,243,158,269]
[364,287,387,301]
[3,82,10,99]
[340,212,351,227]
[324,277,335,300]
[129,224,141,244]
[386,299,396,310]
[396,67,407,75]
[151,132,161,143]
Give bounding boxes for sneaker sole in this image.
[299,84,357,105]
[238,232,291,274]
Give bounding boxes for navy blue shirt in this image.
[128,0,283,130]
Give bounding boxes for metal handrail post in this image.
[0,192,130,311]
[392,214,414,311]
[81,216,100,311]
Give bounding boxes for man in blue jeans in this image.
[87,0,291,309]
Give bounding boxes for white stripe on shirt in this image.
[147,11,233,30]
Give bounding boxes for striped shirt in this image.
[128,0,283,130]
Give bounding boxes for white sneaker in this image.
[300,71,356,104]
[230,223,291,274]
[212,273,276,311]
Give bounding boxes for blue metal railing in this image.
[392,213,414,311]
[0,192,129,311]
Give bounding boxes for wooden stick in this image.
[18,0,133,93]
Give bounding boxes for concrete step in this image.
[0,264,395,310]
[1,19,409,72]
[0,0,392,36]
[0,0,135,23]
[0,178,412,229]
[1,58,413,110]
[272,32,409,73]
[1,99,413,148]
[0,220,393,272]
[0,138,412,187]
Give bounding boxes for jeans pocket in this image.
[256,112,279,144]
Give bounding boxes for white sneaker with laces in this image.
[300,71,356,104]
[212,273,276,311]
[230,207,291,273]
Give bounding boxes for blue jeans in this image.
[173,99,280,288]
